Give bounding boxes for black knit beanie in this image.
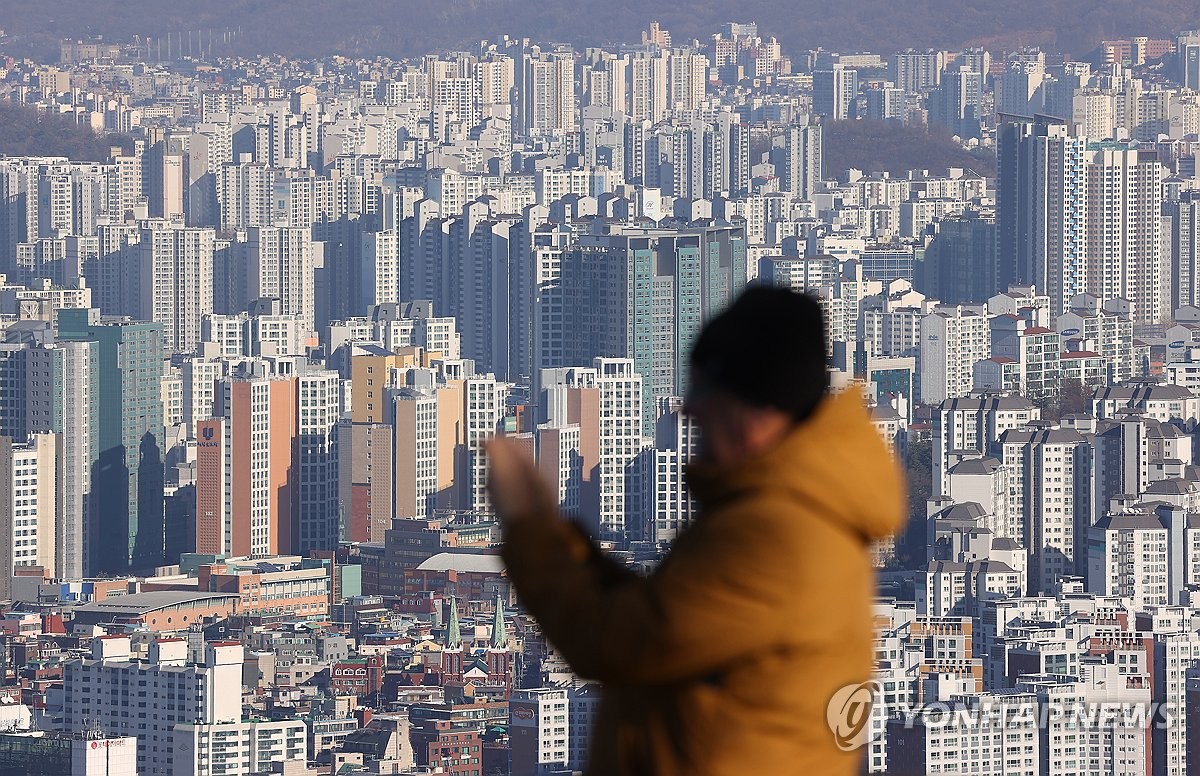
[689,285,828,423]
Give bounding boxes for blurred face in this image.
[684,371,795,468]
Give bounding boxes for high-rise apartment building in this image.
[920,210,996,303]
[197,369,298,557]
[563,223,746,430]
[648,396,698,544]
[891,49,946,93]
[1088,505,1195,613]
[918,305,989,404]
[1179,31,1200,90]
[464,373,509,512]
[934,395,1039,498]
[542,358,644,542]
[1174,190,1200,311]
[625,52,669,124]
[392,386,440,520]
[781,123,823,200]
[813,64,858,120]
[1055,293,1136,384]
[25,339,97,580]
[138,221,215,354]
[996,59,1047,116]
[996,116,1086,317]
[58,309,165,574]
[517,50,576,137]
[337,420,394,543]
[927,67,983,139]
[1152,627,1200,776]
[666,49,708,112]
[509,684,599,775]
[1084,144,1165,324]
[244,226,316,334]
[0,433,58,600]
[295,368,340,553]
[1018,427,1092,594]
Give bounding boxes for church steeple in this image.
[490,592,507,651]
[446,596,462,650]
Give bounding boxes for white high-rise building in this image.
[650,396,698,544]
[996,117,1086,317]
[1173,191,1200,311]
[244,226,316,334]
[590,358,644,543]
[625,52,668,124]
[666,49,708,112]
[392,385,440,520]
[64,637,235,768]
[1055,294,1136,384]
[813,64,858,120]
[1018,664,1150,776]
[781,123,823,200]
[431,77,482,132]
[934,395,1039,498]
[887,691,1041,776]
[1088,505,1198,612]
[526,216,571,381]
[1020,427,1092,594]
[25,340,96,580]
[477,55,515,114]
[296,368,340,552]
[1180,31,1200,90]
[1084,145,1166,324]
[63,636,307,776]
[919,305,989,404]
[138,222,215,354]
[219,161,276,232]
[181,357,224,434]
[173,719,308,776]
[465,373,508,512]
[519,51,576,136]
[892,49,946,93]
[0,433,58,600]
[361,229,400,309]
[509,683,599,775]
[450,202,520,380]
[509,688,571,774]
[542,358,646,542]
[997,59,1047,116]
[1152,628,1200,776]
[90,223,141,318]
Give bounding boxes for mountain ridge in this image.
[3,1,1200,61]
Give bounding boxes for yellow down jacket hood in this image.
[502,390,907,775]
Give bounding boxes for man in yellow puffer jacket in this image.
[489,286,907,775]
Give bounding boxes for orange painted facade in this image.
[195,377,299,557]
[195,419,225,555]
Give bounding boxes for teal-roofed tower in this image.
[442,595,465,686]
[446,595,463,650]
[486,592,512,694]
[490,592,507,650]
